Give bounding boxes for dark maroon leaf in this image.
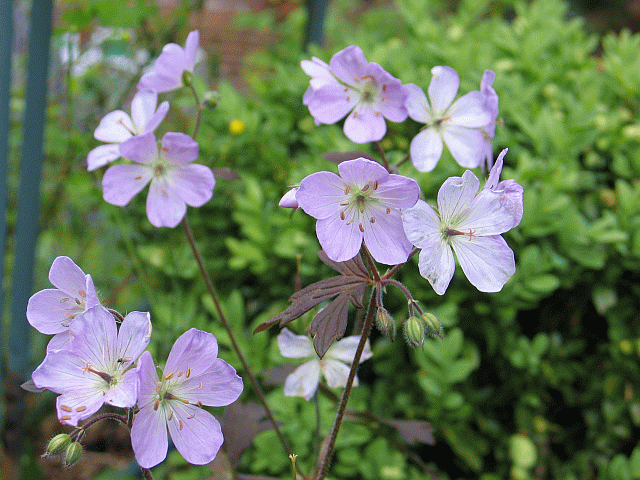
[345,410,435,446]
[221,402,276,467]
[322,151,378,164]
[211,167,241,180]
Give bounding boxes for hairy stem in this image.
[315,286,378,480]
[141,468,154,480]
[382,247,419,280]
[374,141,390,171]
[181,216,307,479]
[189,82,203,139]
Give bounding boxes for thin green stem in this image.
[315,286,378,480]
[181,216,308,480]
[394,151,411,168]
[189,83,203,139]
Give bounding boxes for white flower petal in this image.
[437,170,479,222]
[451,234,515,292]
[321,359,352,388]
[410,128,444,172]
[284,360,321,401]
[278,328,315,358]
[417,237,456,296]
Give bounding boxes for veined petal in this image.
[130,90,158,134]
[404,83,431,123]
[115,311,152,368]
[447,91,492,128]
[56,390,106,426]
[131,403,169,468]
[87,144,121,171]
[94,110,134,143]
[362,207,413,265]
[144,100,169,133]
[278,328,315,358]
[138,71,179,93]
[27,289,80,334]
[337,157,388,187]
[496,179,524,228]
[48,256,88,297]
[374,76,408,122]
[373,174,420,209]
[184,30,200,71]
[315,215,363,263]
[460,188,521,235]
[164,328,219,379]
[485,148,508,190]
[437,170,479,222]
[297,171,346,220]
[328,45,369,85]
[177,358,243,407]
[165,164,214,207]
[326,335,373,363]
[322,359,352,388]
[162,132,199,165]
[306,83,357,124]
[104,368,138,408]
[428,66,459,115]
[119,132,158,164]
[167,402,223,465]
[410,128,444,172]
[402,200,441,249]
[441,125,486,169]
[417,237,456,295]
[279,187,299,209]
[31,349,106,394]
[156,44,187,79]
[136,351,160,408]
[146,177,187,228]
[301,57,335,89]
[69,306,117,371]
[84,274,100,309]
[284,360,321,400]
[451,234,515,292]
[47,331,73,353]
[102,164,153,206]
[343,108,387,143]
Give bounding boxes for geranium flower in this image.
[87,89,169,171]
[295,157,420,265]
[131,328,243,468]
[302,45,408,143]
[277,328,373,401]
[484,149,523,228]
[102,131,214,228]
[31,306,152,426]
[405,66,492,171]
[480,70,499,170]
[402,149,523,294]
[138,30,199,93]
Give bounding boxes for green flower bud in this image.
[45,433,71,457]
[202,90,220,110]
[404,315,425,348]
[375,307,396,341]
[63,442,83,468]
[181,70,193,88]
[421,312,444,339]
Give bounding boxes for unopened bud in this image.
[202,90,220,110]
[375,307,396,341]
[421,312,443,338]
[45,433,71,457]
[64,442,83,467]
[181,70,193,87]
[404,316,425,348]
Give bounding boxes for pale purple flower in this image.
[102,131,214,228]
[405,66,493,171]
[296,158,420,265]
[277,328,373,401]
[480,70,499,170]
[302,45,408,143]
[31,306,152,426]
[87,89,169,171]
[138,30,199,93]
[402,149,523,294]
[131,328,243,468]
[278,186,299,209]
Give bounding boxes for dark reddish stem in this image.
[374,141,390,171]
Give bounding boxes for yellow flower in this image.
[229,119,245,135]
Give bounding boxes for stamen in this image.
[78,290,86,298]
[134,175,142,180]
[373,181,379,190]
[154,400,160,411]
[64,312,74,319]
[370,217,375,223]
[61,415,71,421]
[186,367,191,378]
[161,189,169,196]
[339,200,349,206]
[161,147,169,152]
[340,211,345,221]
[165,372,174,380]
[359,223,365,232]
[386,208,391,214]
[197,401,203,408]
[198,382,203,389]
[344,185,351,195]
[187,413,195,419]
[61,405,72,412]
[75,298,82,306]
[179,420,184,430]
[177,371,183,378]
[60,297,69,303]
[168,411,174,421]
[76,406,86,412]
[362,184,369,192]
[382,84,387,92]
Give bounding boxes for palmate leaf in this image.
[254,251,370,357]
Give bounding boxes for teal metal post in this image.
[303,0,328,51]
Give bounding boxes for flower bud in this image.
[202,90,220,110]
[404,315,425,348]
[375,307,396,341]
[421,312,443,339]
[45,433,71,457]
[63,442,83,467]
[181,70,193,87]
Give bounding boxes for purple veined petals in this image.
[437,170,480,221]
[164,328,219,379]
[461,188,521,235]
[302,85,315,106]
[481,69,499,121]
[115,312,152,368]
[441,125,487,169]
[184,30,200,70]
[337,157,388,187]
[485,148,508,190]
[284,360,322,400]
[417,236,456,295]
[136,351,160,404]
[32,349,104,394]
[102,164,153,206]
[362,207,413,265]
[156,44,188,77]
[326,335,373,363]
[404,83,431,123]
[131,90,158,133]
[343,108,387,143]
[306,83,357,124]
[106,368,139,408]
[451,234,515,292]
[93,110,134,143]
[56,390,106,426]
[496,179,524,228]
[428,66,459,114]
[374,174,420,209]
[48,256,88,296]
[138,71,178,93]
[315,215,363,263]
[402,200,441,248]
[164,164,215,207]
[447,91,492,128]
[27,289,78,334]
[178,359,243,407]
[84,275,100,309]
[47,330,73,352]
[301,57,334,89]
[161,132,199,165]
[375,80,408,123]
[132,402,169,468]
[167,402,223,465]
[297,171,346,219]
[278,187,299,209]
[144,101,169,133]
[69,307,118,369]
[410,128,444,172]
[278,328,315,358]
[120,132,158,164]
[328,45,369,85]
[322,359,352,388]
[146,178,187,228]
[87,144,121,171]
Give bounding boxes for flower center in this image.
[338,180,392,231]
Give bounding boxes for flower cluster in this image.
[26,257,243,468]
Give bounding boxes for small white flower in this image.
[277,328,373,401]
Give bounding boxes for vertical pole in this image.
[303,0,328,52]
